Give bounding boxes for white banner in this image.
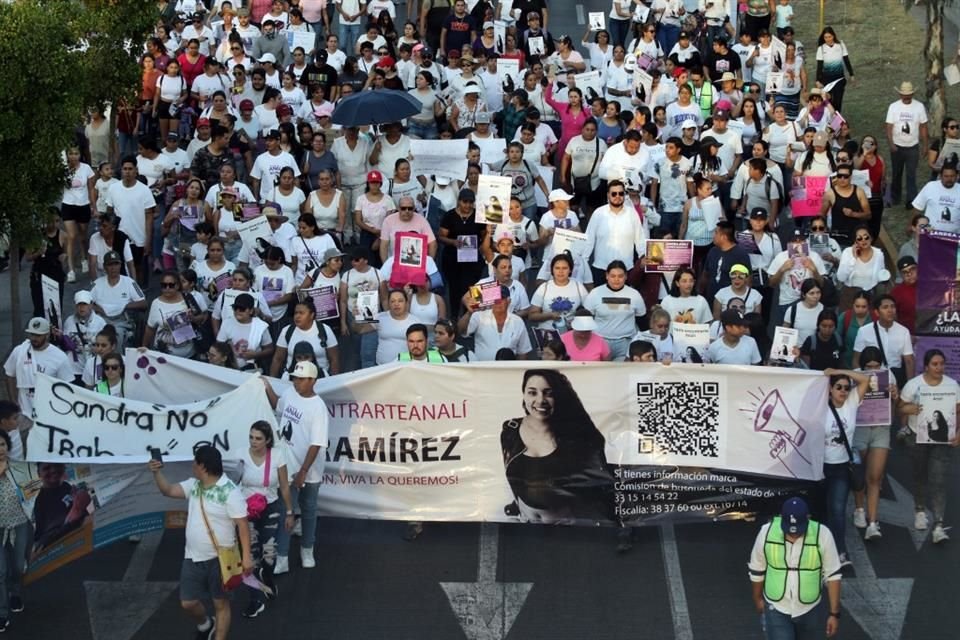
[104,353,828,524]
[28,373,277,462]
[410,139,469,182]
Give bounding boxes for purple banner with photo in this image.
[917,230,960,336]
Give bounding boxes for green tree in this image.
[0,0,154,341]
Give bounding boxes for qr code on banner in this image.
[636,381,720,458]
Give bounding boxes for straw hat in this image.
[895,81,916,95]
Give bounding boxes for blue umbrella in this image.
[331,89,423,127]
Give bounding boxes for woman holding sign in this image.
[143,270,198,359]
[897,349,960,544]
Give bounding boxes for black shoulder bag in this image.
[830,402,865,492]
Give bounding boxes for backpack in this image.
[284,320,328,350]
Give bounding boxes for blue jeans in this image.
[358,330,378,370]
[823,463,850,555]
[407,120,438,140]
[117,133,138,169]
[0,522,30,617]
[277,481,320,557]
[657,24,680,59]
[522,204,539,221]
[609,18,631,48]
[762,599,826,640]
[338,22,362,57]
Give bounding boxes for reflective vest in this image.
[691,81,714,119]
[398,350,445,363]
[763,517,823,605]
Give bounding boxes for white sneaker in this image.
[81,259,89,273]
[300,548,315,569]
[292,519,302,537]
[274,555,289,575]
[865,522,882,540]
[915,510,929,531]
[67,270,77,283]
[839,552,853,568]
[932,524,950,544]
[853,508,867,529]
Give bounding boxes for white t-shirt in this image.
[3,342,74,416]
[584,284,647,339]
[291,234,338,283]
[375,312,421,364]
[254,264,297,321]
[466,310,533,360]
[250,150,301,183]
[885,99,928,148]
[277,321,339,373]
[146,298,196,358]
[823,389,861,464]
[911,180,960,234]
[179,475,247,561]
[565,135,609,191]
[659,294,713,325]
[765,250,827,306]
[240,445,288,504]
[90,275,146,317]
[707,335,762,365]
[217,317,272,369]
[193,260,236,302]
[785,301,823,347]
[852,321,914,369]
[343,267,383,318]
[62,313,107,376]
[530,280,590,330]
[106,181,156,247]
[336,0,366,26]
[714,285,763,314]
[276,390,329,483]
[63,163,95,206]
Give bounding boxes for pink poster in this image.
[790,176,828,217]
[389,232,428,288]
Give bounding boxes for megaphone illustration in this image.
[753,389,809,477]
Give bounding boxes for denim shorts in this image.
[853,425,891,451]
[180,557,231,602]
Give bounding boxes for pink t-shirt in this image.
[379,212,436,254]
[560,332,611,362]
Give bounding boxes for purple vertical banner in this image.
[916,230,960,336]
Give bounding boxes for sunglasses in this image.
[729,273,747,278]
[855,235,871,241]
[949,125,960,130]
[833,384,850,391]
[836,174,851,179]
[104,364,122,371]
[231,46,242,51]
[398,206,416,211]
[810,225,826,231]
[609,191,625,196]
[161,281,178,288]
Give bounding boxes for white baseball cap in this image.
[74,290,93,305]
[25,317,50,335]
[548,188,573,202]
[259,52,277,64]
[570,315,597,332]
[290,361,319,379]
[680,118,698,130]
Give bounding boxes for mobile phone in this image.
[149,447,164,465]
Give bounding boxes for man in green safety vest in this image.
[397,323,447,363]
[748,497,843,639]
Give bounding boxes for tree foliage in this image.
[0,0,155,249]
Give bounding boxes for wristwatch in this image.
[828,611,841,619]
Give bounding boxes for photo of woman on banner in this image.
[501,369,614,525]
[32,463,92,553]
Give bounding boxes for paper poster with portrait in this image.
[287,30,315,53]
[457,235,479,262]
[573,70,603,103]
[765,72,784,95]
[857,369,892,427]
[494,20,507,54]
[498,57,521,85]
[165,309,197,345]
[552,228,590,264]
[770,326,798,363]
[632,68,654,105]
[915,387,958,444]
[588,12,605,30]
[770,36,787,70]
[468,281,504,310]
[356,291,380,323]
[475,174,512,224]
[644,240,693,273]
[41,274,62,330]
[390,232,428,288]
[528,36,545,56]
[237,215,272,251]
[298,285,339,321]
[670,323,711,363]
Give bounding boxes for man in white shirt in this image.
[766,232,826,322]
[707,309,762,364]
[459,286,533,360]
[263,362,328,574]
[852,294,915,387]
[910,161,960,234]
[106,157,156,287]
[181,13,216,56]
[885,81,929,207]
[3,318,74,418]
[597,129,650,182]
[649,137,693,237]
[150,446,251,640]
[162,132,191,176]
[235,9,262,55]
[586,181,647,286]
[250,130,301,200]
[191,58,231,111]
[748,497,843,639]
